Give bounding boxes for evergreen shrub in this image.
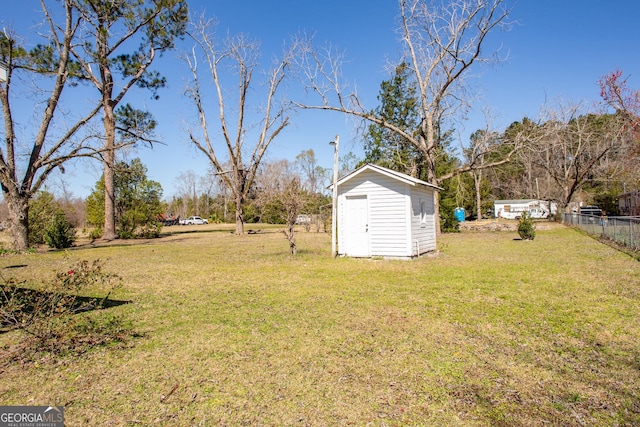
[517,212,536,240]
[44,212,76,249]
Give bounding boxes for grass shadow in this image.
[0,286,131,334]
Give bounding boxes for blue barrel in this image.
[454,207,465,222]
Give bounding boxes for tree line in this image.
[0,149,332,248]
[164,150,332,228]
[361,61,639,227]
[1,0,638,251]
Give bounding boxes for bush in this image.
[517,212,536,240]
[29,191,59,245]
[135,223,161,239]
[44,212,76,249]
[440,206,460,233]
[261,199,286,224]
[0,259,133,364]
[0,259,121,333]
[207,213,224,224]
[88,227,103,240]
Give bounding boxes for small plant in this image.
[135,223,161,238]
[517,212,536,240]
[44,212,76,249]
[0,243,18,256]
[1,259,121,333]
[88,227,103,240]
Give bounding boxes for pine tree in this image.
[363,62,425,177]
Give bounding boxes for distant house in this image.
[332,164,442,259]
[617,190,640,216]
[494,199,557,219]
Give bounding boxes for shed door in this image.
[345,195,369,257]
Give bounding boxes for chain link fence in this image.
[563,213,640,251]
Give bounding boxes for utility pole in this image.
[329,135,339,257]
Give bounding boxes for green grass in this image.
[1,224,639,426]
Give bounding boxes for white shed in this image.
[333,164,441,259]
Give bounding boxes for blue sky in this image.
[2,0,639,200]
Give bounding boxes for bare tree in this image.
[292,0,513,232]
[339,152,360,177]
[185,16,294,234]
[466,124,499,219]
[0,1,103,251]
[527,100,631,210]
[249,159,298,223]
[281,178,307,256]
[256,159,296,194]
[174,170,200,215]
[484,117,548,201]
[295,149,329,194]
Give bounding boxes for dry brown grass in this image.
[0,224,639,426]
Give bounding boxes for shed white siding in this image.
[338,170,410,257]
[335,164,440,259]
[410,187,437,254]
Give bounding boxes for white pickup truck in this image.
[179,216,209,225]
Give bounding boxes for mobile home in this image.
[494,199,557,220]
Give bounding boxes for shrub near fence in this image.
[564,213,640,250]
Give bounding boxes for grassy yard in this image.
[0,223,639,426]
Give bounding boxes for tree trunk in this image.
[6,193,30,252]
[285,224,296,255]
[433,192,441,235]
[563,184,572,212]
[224,194,229,222]
[474,171,482,220]
[423,115,442,235]
[234,194,244,235]
[102,102,117,240]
